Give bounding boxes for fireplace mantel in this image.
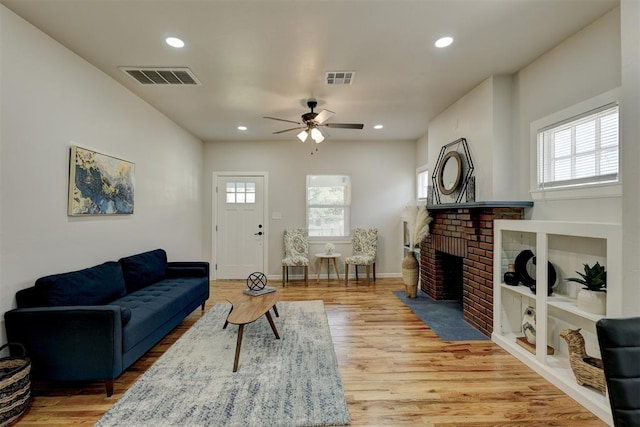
[427,201,534,211]
[420,202,532,337]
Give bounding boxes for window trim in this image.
[530,87,621,200]
[416,164,429,202]
[306,174,352,241]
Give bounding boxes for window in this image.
[416,167,429,200]
[306,175,350,237]
[537,103,618,189]
[226,181,256,204]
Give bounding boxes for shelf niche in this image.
[493,219,621,425]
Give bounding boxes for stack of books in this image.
[243,285,277,296]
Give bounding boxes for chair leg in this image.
[373,262,376,282]
[304,266,308,286]
[345,264,349,285]
[282,266,286,286]
[355,266,359,281]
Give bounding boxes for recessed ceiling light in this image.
[166,37,185,48]
[374,124,384,130]
[435,36,453,48]
[237,126,247,131]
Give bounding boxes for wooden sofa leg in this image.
[106,380,114,397]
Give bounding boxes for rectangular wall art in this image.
[68,145,135,215]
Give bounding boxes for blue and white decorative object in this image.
[522,306,536,345]
[324,242,335,254]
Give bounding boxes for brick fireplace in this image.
[419,202,532,337]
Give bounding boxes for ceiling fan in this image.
[264,98,364,143]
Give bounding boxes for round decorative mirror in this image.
[437,151,462,195]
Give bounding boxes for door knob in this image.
[255,231,263,236]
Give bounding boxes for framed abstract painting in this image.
[68,146,135,215]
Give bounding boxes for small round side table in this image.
[315,252,342,282]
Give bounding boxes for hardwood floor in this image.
[14,279,606,426]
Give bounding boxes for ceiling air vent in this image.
[120,67,201,85]
[325,71,354,85]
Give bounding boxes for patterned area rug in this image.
[96,300,350,427]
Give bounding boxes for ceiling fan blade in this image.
[325,123,364,129]
[314,109,334,124]
[263,116,301,125]
[272,127,304,134]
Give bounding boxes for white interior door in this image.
[215,175,265,279]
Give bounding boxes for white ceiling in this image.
[1,0,619,142]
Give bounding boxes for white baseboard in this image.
[267,272,402,282]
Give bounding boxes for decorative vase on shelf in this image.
[522,306,536,345]
[576,289,606,315]
[402,252,419,298]
[503,264,519,286]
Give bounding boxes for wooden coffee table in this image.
[223,289,280,372]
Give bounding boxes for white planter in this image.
[576,289,606,315]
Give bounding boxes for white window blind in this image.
[306,175,351,237]
[537,104,618,189]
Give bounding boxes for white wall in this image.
[203,139,416,279]
[425,75,515,202]
[0,6,204,340]
[620,0,640,317]
[514,7,621,221]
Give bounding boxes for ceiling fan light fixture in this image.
[297,130,308,143]
[310,127,324,143]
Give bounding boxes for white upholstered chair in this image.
[345,228,377,284]
[281,229,309,286]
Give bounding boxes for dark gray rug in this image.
[96,300,350,427]
[394,290,488,341]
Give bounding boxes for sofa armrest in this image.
[166,261,209,279]
[4,305,124,382]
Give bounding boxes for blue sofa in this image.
[3,249,209,396]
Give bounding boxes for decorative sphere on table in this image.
[246,272,267,290]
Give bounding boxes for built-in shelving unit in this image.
[493,220,621,426]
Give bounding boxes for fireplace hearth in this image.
[420,201,532,337]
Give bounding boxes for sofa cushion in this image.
[112,277,208,352]
[119,249,167,293]
[35,262,127,307]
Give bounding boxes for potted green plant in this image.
[566,262,606,315]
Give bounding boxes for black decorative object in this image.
[503,264,519,286]
[431,138,474,204]
[513,249,556,296]
[247,272,267,291]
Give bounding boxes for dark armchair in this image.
[596,317,640,427]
